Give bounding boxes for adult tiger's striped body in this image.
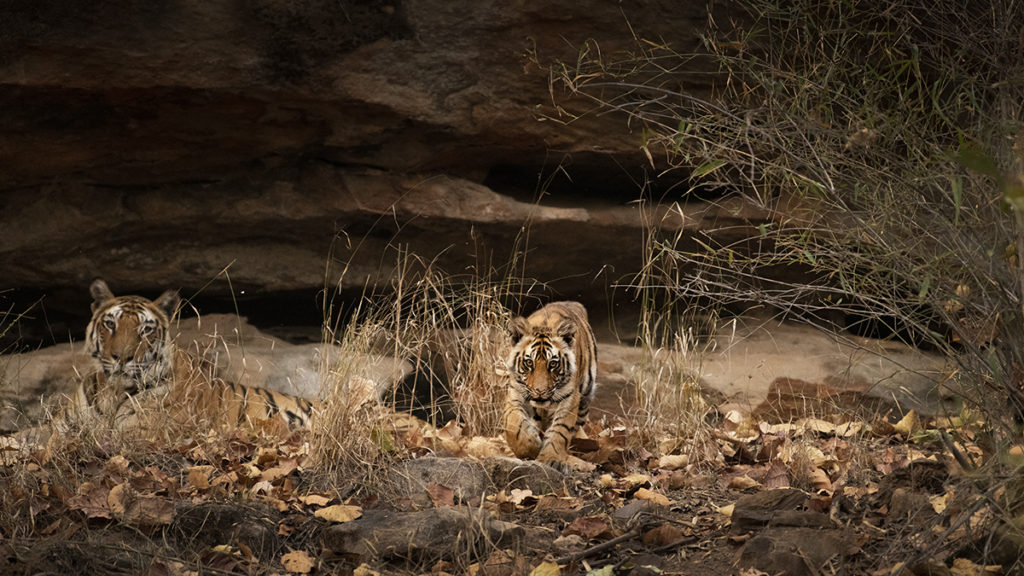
[504,301,598,472]
[79,279,313,431]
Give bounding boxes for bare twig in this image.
[554,525,644,565]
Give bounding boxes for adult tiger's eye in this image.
[103,318,116,331]
[140,324,154,336]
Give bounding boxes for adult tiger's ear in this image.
[509,316,530,342]
[556,319,576,346]
[154,289,181,319]
[89,278,115,312]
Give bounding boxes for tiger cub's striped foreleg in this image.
[534,391,588,472]
[505,384,593,473]
[504,386,542,459]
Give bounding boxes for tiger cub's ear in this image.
[556,319,576,346]
[509,316,531,343]
[154,290,181,319]
[90,278,116,312]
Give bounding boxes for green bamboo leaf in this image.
[692,160,726,179]
[950,176,962,226]
[918,276,931,301]
[956,143,999,179]
[1005,177,1024,212]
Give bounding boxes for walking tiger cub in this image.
[503,301,598,472]
[78,279,313,432]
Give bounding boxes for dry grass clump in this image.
[627,326,714,459]
[622,218,718,460]
[310,254,523,474]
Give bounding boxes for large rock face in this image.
[2,1,727,185]
[0,0,753,342]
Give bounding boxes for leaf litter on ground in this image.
[0,405,1008,575]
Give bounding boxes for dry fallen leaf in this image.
[299,493,332,507]
[950,557,1001,576]
[68,481,111,519]
[563,515,610,539]
[250,480,275,496]
[464,436,512,459]
[930,490,953,514]
[238,462,261,480]
[128,497,175,527]
[469,549,527,576]
[259,459,298,483]
[634,488,672,506]
[108,483,129,517]
[211,471,239,488]
[893,410,920,437]
[146,559,190,576]
[353,564,383,576]
[835,421,864,437]
[728,475,760,490]
[621,473,651,488]
[280,549,315,574]
[427,484,455,507]
[658,454,689,470]
[642,523,685,546]
[529,560,561,576]
[105,454,131,475]
[811,468,832,492]
[509,488,534,506]
[764,461,790,490]
[108,484,175,527]
[534,494,574,511]
[314,504,362,523]
[187,466,214,491]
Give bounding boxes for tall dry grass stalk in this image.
[625,204,717,458]
[310,249,530,473]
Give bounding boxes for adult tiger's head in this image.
[507,315,579,403]
[85,279,180,393]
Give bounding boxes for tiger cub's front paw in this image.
[539,453,596,474]
[565,455,596,473]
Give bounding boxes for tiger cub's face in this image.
[508,317,578,403]
[85,279,180,391]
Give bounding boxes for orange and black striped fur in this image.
[503,301,598,472]
[80,279,313,432]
